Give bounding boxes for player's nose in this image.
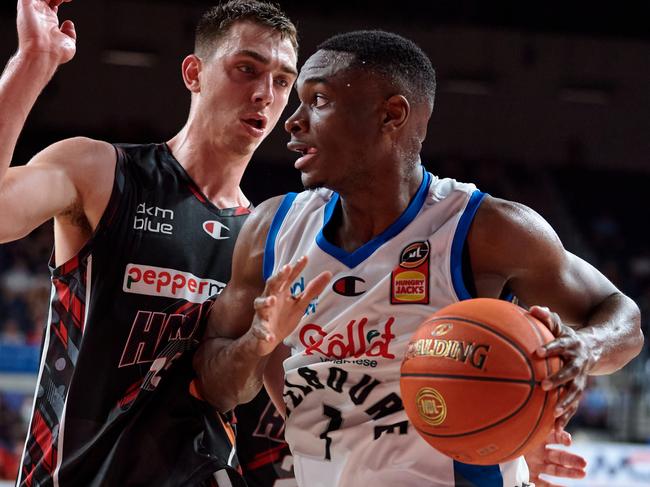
[252,73,274,106]
[285,105,308,134]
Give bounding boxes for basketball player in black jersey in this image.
[194,31,644,487]
[0,0,296,485]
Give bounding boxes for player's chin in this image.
[301,173,325,191]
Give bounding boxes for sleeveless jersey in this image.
[234,394,296,487]
[18,143,249,487]
[263,170,530,487]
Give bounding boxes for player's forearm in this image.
[194,332,269,412]
[580,292,643,375]
[0,52,57,181]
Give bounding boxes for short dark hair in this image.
[195,1,298,58]
[317,30,435,107]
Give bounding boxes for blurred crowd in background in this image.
[1,155,648,480]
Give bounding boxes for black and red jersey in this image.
[235,392,294,487]
[18,143,251,486]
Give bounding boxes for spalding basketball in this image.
[399,298,560,465]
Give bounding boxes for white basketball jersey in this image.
[264,170,530,487]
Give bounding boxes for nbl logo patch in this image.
[391,241,430,304]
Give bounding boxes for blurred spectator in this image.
[0,319,25,345]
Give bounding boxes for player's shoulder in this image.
[248,193,286,221]
[475,195,552,236]
[26,137,115,185]
[48,136,113,157]
[240,195,290,239]
[470,195,563,264]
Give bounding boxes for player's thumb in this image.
[60,20,76,41]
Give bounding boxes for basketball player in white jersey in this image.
[194,31,643,487]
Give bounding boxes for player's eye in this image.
[275,77,290,88]
[312,94,328,108]
[237,64,255,74]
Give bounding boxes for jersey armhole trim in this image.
[450,190,486,301]
[263,193,298,281]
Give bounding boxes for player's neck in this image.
[167,128,251,209]
[326,164,424,252]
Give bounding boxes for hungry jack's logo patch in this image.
[391,241,430,304]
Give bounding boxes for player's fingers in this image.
[546,448,587,470]
[264,264,292,295]
[253,295,275,311]
[301,271,332,303]
[283,256,308,294]
[50,0,71,7]
[48,0,66,9]
[529,306,561,334]
[555,428,572,446]
[60,19,76,40]
[529,475,564,487]
[543,367,580,392]
[538,336,574,358]
[556,384,584,413]
[250,323,274,342]
[555,403,579,430]
[545,427,571,446]
[540,461,587,479]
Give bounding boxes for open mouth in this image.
[287,141,318,155]
[287,141,319,170]
[243,118,265,130]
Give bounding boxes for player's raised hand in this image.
[249,256,331,356]
[525,428,587,487]
[17,0,76,65]
[530,305,592,429]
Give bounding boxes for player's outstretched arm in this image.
[1,0,76,182]
[469,196,643,429]
[0,2,116,244]
[193,197,331,413]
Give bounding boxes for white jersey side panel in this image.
[265,172,529,487]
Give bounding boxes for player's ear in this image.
[382,95,410,132]
[182,54,202,93]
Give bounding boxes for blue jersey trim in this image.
[315,169,432,269]
[263,193,298,281]
[454,461,503,486]
[450,190,487,301]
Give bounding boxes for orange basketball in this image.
[399,298,561,465]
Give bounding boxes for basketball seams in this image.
[424,315,537,383]
[401,373,533,386]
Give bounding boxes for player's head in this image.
[285,30,436,192]
[194,0,298,59]
[182,1,299,157]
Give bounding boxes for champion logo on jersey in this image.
[332,276,366,297]
[391,241,430,304]
[203,220,230,240]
